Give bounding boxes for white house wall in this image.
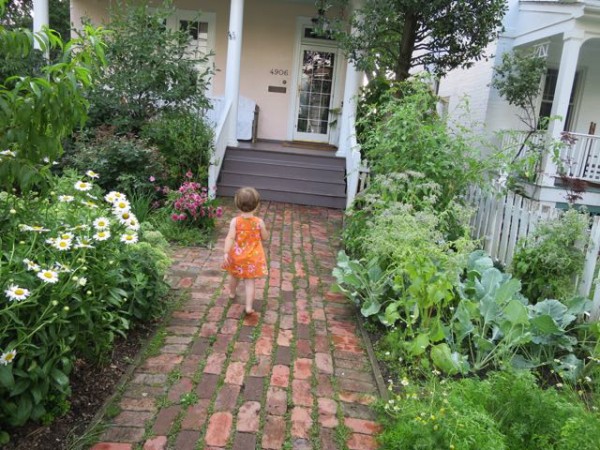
[70,0,346,142]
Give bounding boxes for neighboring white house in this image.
[438,0,600,211]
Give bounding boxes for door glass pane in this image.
[297,50,335,135]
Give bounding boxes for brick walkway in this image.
[92,202,381,450]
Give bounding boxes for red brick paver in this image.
[92,202,380,449]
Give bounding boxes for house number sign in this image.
[270,68,289,76]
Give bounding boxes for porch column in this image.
[224,0,245,147]
[541,32,583,186]
[32,0,49,51]
[336,58,363,157]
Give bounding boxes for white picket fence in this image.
[466,186,600,319]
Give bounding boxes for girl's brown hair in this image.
[235,187,260,212]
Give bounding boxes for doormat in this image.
[283,141,337,151]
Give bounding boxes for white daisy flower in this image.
[31,226,49,232]
[93,230,111,241]
[23,259,41,272]
[0,350,17,365]
[112,199,131,213]
[0,150,16,157]
[43,156,50,163]
[74,237,94,249]
[120,233,138,244]
[5,285,30,301]
[126,217,140,231]
[53,262,72,273]
[93,217,111,230]
[58,195,75,203]
[45,237,56,245]
[78,277,87,287]
[81,200,99,209]
[53,238,72,251]
[37,269,59,283]
[85,170,99,179]
[59,232,74,240]
[116,210,134,224]
[104,191,125,203]
[74,180,92,192]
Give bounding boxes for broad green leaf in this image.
[50,368,69,387]
[503,300,529,325]
[495,278,522,304]
[531,314,562,334]
[430,343,468,375]
[360,299,381,317]
[0,365,15,389]
[405,333,430,356]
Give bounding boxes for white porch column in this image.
[224,0,245,147]
[32,0,49,51]
[541,33,583,186]
[336,58,363,157]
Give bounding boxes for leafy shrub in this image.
[377,371,600,450]
[358,77,485,209]
[63,130,169,195]
[0,170,170,435]
[511,209,589,302]
[86,0,211,133]
[141,111,214,186]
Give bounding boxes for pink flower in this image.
[149,176,156,182]
[185,171,193,179]
[171,213,180,221]
[178,214,187,221]
[216,207,223,217]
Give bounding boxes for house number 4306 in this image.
[270,69,289,76]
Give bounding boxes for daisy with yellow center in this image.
[60,232,74,240]
[104,191,125,203]
[117,211,133,224]
[0,350,17,365]
[53,238,72,251]
[75,237,94,249]
[93,217,110,230]
[58,195,75,203]
[37,269,59,283]
[126,217,140,230]
[85,170,100,179]
[93,230,111,241]
[120,233,139,244]
[23,258,41,272]
[112,199,131,213]
[74,180,92,191]
[5,285,30,301]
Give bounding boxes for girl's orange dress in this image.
[223,216,267,279]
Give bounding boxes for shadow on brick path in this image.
[91,201,381,450]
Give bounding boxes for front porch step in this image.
[216,143,346,209]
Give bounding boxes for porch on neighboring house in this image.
[493,0,600,209]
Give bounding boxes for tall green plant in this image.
[87,0,211,132]
[0,0,106,192]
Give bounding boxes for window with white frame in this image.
[539,68,580,131]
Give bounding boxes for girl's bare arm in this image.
[223,218,236,264]
[259,218,268,241]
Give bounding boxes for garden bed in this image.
[8,323,155,450]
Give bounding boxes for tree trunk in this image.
[395,12,418,82]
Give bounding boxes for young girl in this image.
[222,187,268,314]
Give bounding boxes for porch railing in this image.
[499,130,546,161]
[558,132,600,182]
[208,98,234,199]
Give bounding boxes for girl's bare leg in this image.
[244,278,255,314]
[228,275,239,299]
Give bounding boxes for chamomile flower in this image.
[104,191,124,203]
[112,199,131,213]
[53,238,72,251]
[45,237,56,245]
[125,217,140,231]
[93,230,111,241]
[23,258,41,272]
[5,285,30,301]
[93,217,111,230]
[85,170,99,179]
[59,232,74,240]
[77,277,87,287]
[120,233,138,245]
[58,195,75,203]
[37,269,59,283]
[74,180,92,191]
[116,210,134,224]
[54,262,72,273]
[0,350,17,365]
[19,224,49,232]
[74,237,94,249]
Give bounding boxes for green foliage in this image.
[326,0,506,82]
[63,131,169,195]
[358,78,485,209]
[511,209,589,302]
[140,110,214,186]
[87,0,211,133]
[377,371,600,450]
[0,171,170,431]
[0,15,107,192]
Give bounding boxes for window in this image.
[539,68,580,131]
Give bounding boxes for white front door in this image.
[293,45,338,143]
